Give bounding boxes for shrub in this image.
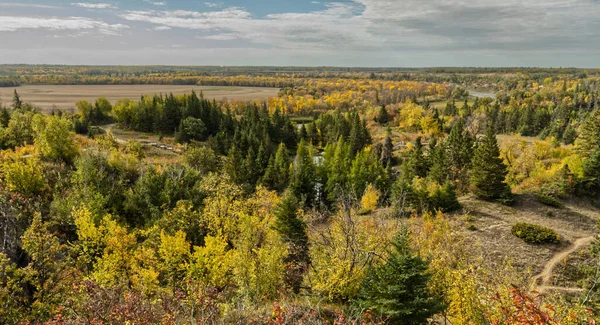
[511,223,560,244]
[536,191,562,208]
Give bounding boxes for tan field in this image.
[0,85,280,112]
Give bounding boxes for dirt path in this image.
[532,236,595,293]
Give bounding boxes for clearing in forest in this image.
[0,85,280,112]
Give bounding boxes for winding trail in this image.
[532,236,595,293]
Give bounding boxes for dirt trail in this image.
[532,236,595,293]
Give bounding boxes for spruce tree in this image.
[470,125,511,201]
[405,137,430,178]
[357,229,444,324]
[12,89,21,110]
[445,120,474,191]
[380,134,394,167]
[289,140,317,207]
[582,147,600,196]
[375,105,390,124]
[428,141,449,185]
[575,109,600,159]
[262,143,291,192]
[273,192,309,293]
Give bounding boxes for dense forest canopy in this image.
[1,67,600,324]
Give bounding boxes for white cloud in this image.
[0,2,60,9]
[71,3,116,9]
[143,0,166,6]
[204,2,223,8]
[0,16,128,35]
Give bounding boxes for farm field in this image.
[0,85,280,112]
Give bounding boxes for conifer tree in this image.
[324,137,351,203]
[12,89,21,110]
[380,130,394,167]
[428,140,449,185]
[357,229,444,324]
[262,143,291,192]
[470,125,511,201]
[405,137,430,179]
[375,105,390,124]
[289,140,317,207]
[445,120,474,191]
[575,109,600,159]
[582,147,600,196]
[273,192,309,293]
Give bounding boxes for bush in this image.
[511,223,560,244]
[536,191,562,208]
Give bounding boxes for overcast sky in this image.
[0,0,599,67]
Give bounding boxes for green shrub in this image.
[536,191,562,208]
[511,223,560,244]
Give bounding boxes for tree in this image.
[470,125,511,201]
[32,115,78,164]
[262,143,291,192]
[380,133,394,167]
[184,146,220,175]
[575,109,600,159]
[445,120,474,191]
[21,214,69,320]
[404,137,430,179]
[581,147,600,196]
[289,140,317,207]
[176,117,207,143]
[357,229,444,324]
[12,89,21,110]
[375,105,390,124]
[273,192,309,293]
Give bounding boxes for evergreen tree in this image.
[445,120,474,191]
[470,125,511,201]
[575,109,600,159]
[357,229,444,324]
[324,137,352,203]
[380,134,394,167]
[289,140,317,207]
[12,89,21,110]
[582,147,600,196]
[405,137,430,179]
[273,192,309,294]
[375,105,390,124]
[428,140,449,185]
[262,143,291,192]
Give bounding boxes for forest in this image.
[0,67,600,324]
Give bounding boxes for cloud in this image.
[204,2,223,8]
[71,3,116,9]
[143,0,166,6]
[0,16,128,35]
[118,0,600,55]
[0,2,60,9]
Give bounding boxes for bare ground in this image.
[459,194,600,291]
[0,85,280,112]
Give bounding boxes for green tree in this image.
[575,109,600,159]
[262,143,291,192]
[470,126,511,201]
[32,115,78,164]
[357,229,444,324]
[581,147,600,196]
[289,139,317,207]
[273,192,309,293]
[445,120,474,191]
[176,117,207,143]
[375,105,390,124]
[12,89,21,110]
[184,146,220,175]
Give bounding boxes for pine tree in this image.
[324,137,351,203]
[470,125,511,201]
[357,229,444,324]
[273,192,309,294]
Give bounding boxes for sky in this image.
[0,0,599,67]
